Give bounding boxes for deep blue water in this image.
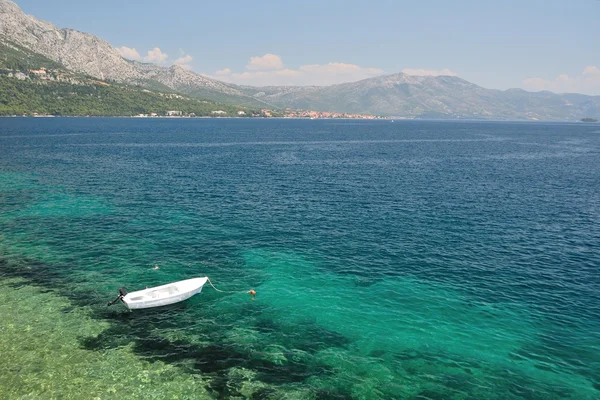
[0,118,599,399]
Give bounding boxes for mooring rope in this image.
[207,277,251,294]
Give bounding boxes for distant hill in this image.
[1,0,599,120]
[239,74,600,120]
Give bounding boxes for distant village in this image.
[1,66,88,85]
[135,108,388,119]
[275,109,386,120]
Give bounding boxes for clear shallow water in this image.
[0,118,599,399]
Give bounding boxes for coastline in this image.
[0,114,391,120]
[1,115,597,123]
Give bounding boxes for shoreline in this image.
[0,115,391,120]
[0,115,596,123]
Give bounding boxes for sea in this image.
[0,117,599,399]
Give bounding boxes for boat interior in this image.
[129,285,180,301]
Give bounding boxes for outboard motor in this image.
[107,287,128,306]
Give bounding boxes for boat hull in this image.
[121,277,208,310]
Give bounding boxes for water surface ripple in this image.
[0,118,599,399]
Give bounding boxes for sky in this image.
[13,0,600,94]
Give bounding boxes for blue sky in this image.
[14,0,600,93]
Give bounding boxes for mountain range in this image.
[1,0,599,120]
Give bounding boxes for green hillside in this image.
[0,41,64,72]
[0,76,255,116]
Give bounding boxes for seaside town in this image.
[276,109,386,119]
[133,108,388,119]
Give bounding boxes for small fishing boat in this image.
[108,277,208,310]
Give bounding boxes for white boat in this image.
[108,277,208,310]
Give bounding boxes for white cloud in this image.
[402,68,458,77]
[583,65,600,76]
[116,46,141,61]
[144,47,168,63]
[174,55,192,65]
[523,66,600,95]
[215,68,232,76]
[173,54,193,70]
[246,53,284,70]
[214,55,384,86]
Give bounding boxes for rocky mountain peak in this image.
[0,0,21,14]
[0,0,56,46]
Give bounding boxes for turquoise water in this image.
[0,118,599,399]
